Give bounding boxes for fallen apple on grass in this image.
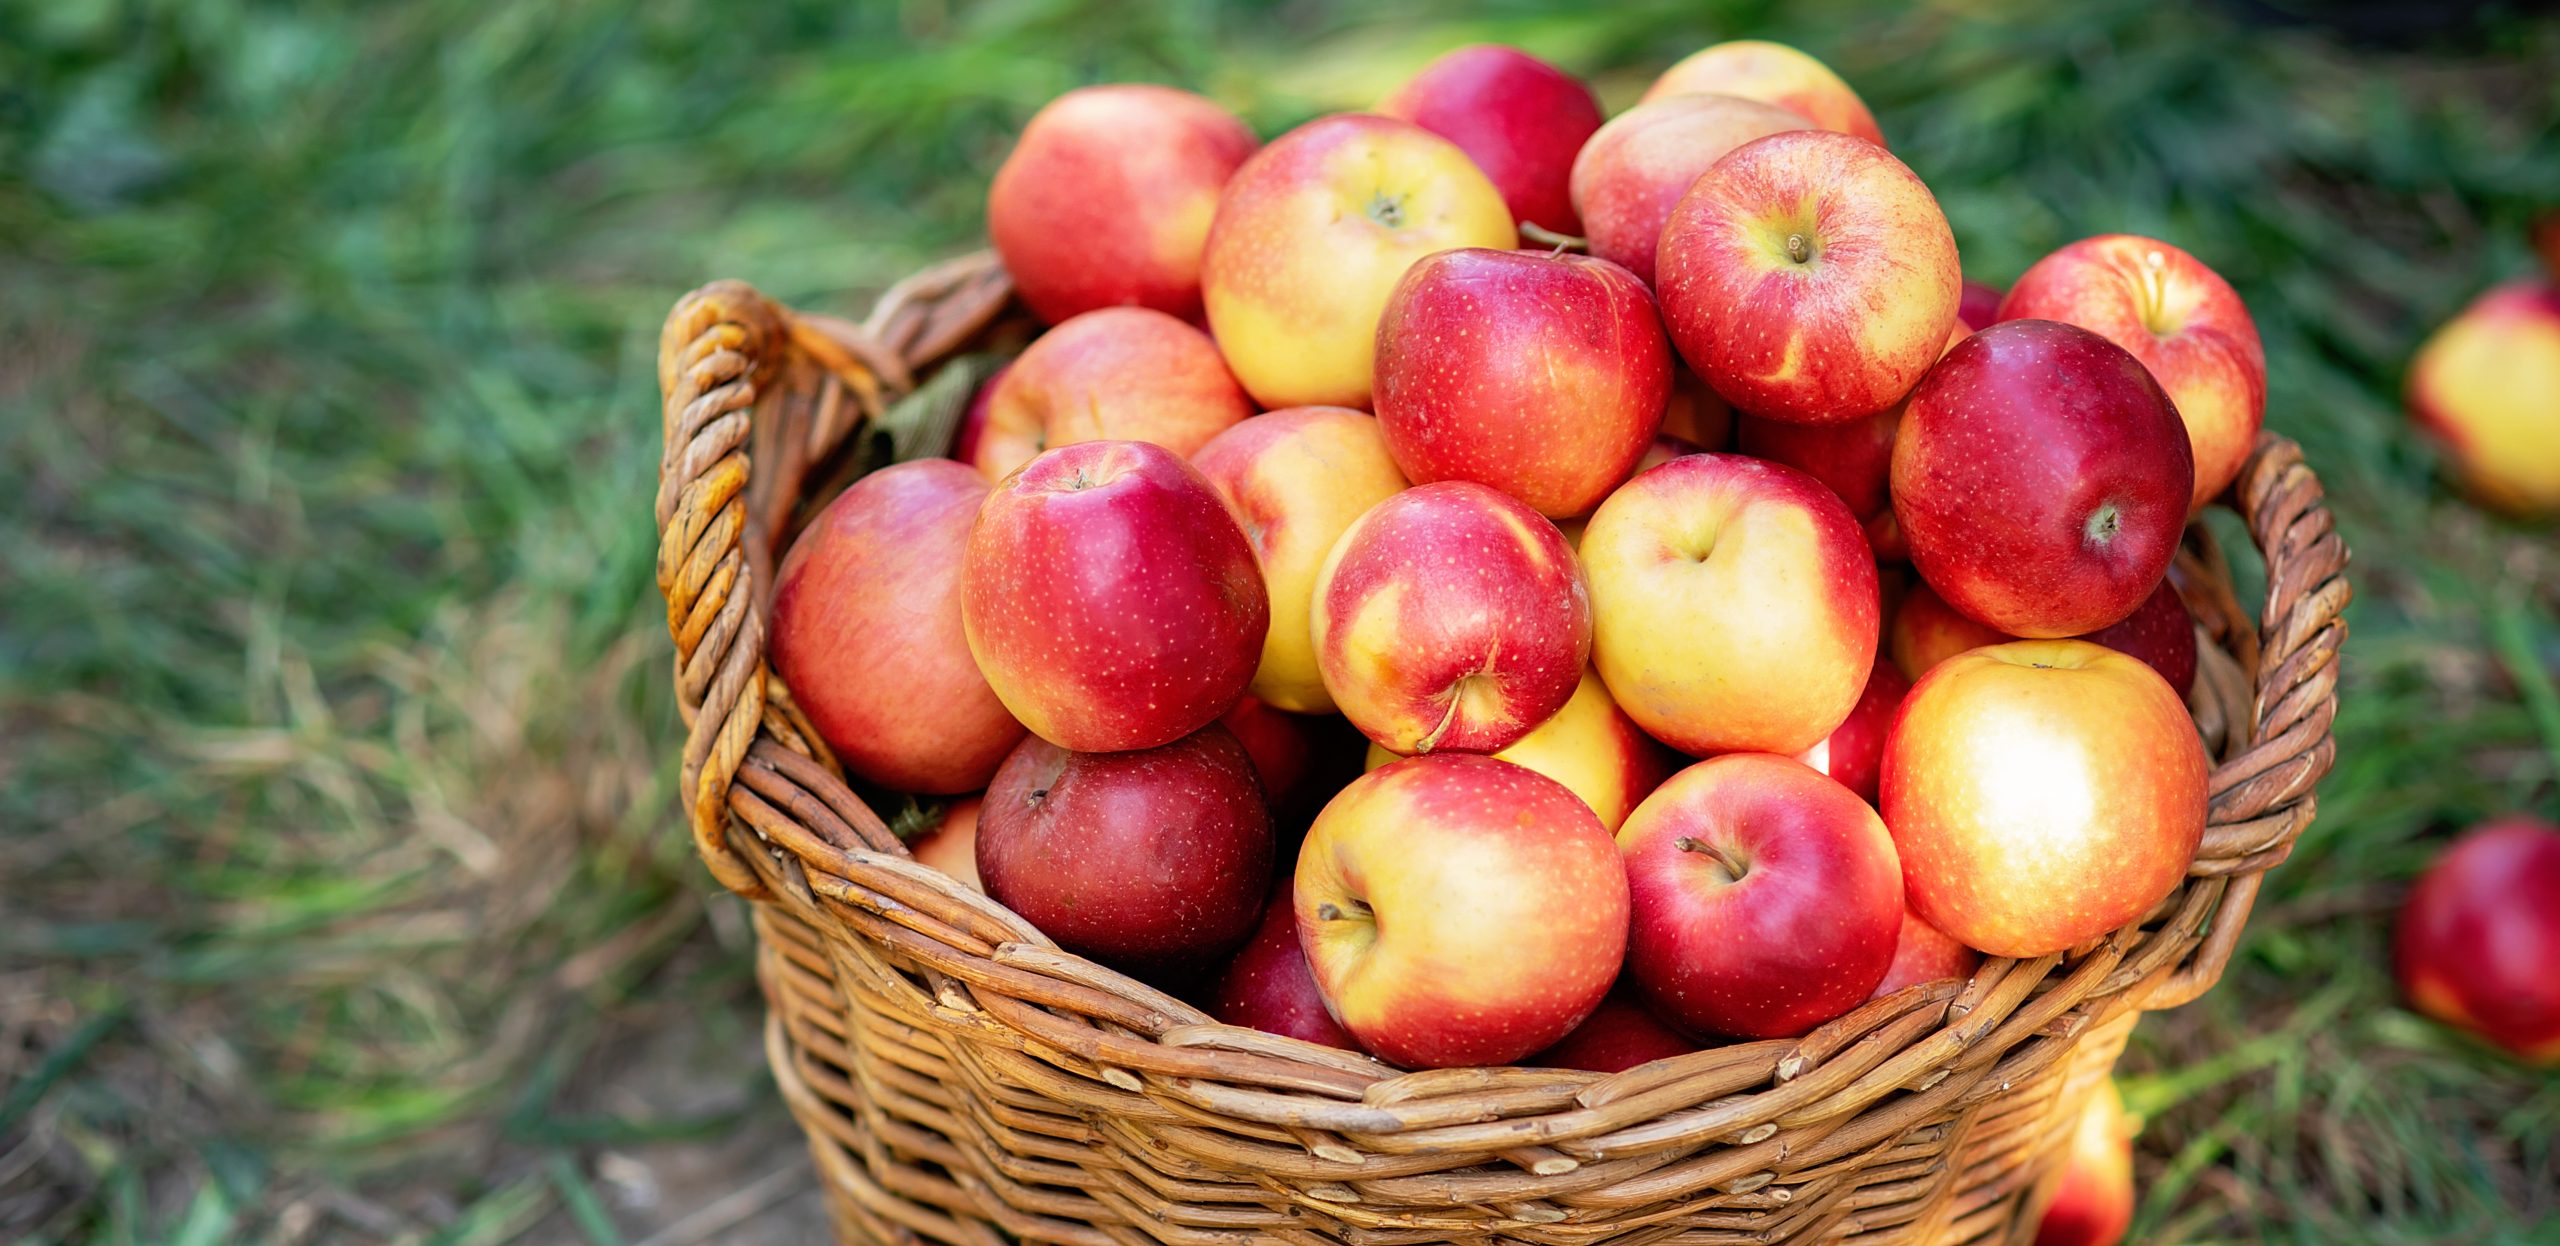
[1297,754,1628,1067]
[2393,815,2560,1064]
[2405,280,2560,519]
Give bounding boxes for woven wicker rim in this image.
[650,252,2349,1243]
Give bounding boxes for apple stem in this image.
[1519,221,1588,253]
[1785,233,1811,264]
[1315,899,1371,923]
[1674,836,1747,882]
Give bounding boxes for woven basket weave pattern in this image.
[651,252,2348,1245]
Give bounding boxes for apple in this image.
[1581,453,1879,756]
[978,723,1273,974]
[1658,368,1734,450]
[1364,666,1679,832]
[2000,236,2266,512]
[970,307,1254,481]
[2033,1081,2136,1246]
[1882,640,2208,958]
[1888,579,2013,681]
[1794,658,1909,806]
[1641,40,1886,146]
[1892,579,2195,701]
[1867,906,1981,999]
[771,460,1025,794]
[1220,695,1311,807]
[1733,322,1966,558]
[1192,407,1409,713]
[2393,816,2560,1063]
[1893,320,2194,637]
[962,440,1267,753]
[908,797,983,892]
[1619,753,1902,1039]
[949,361,1011,466]
[1529,990,1697,1073]
[2405,280,2560,518]
[1657,130,1961,426]
[1376,44,1603,236]
[1210,881,1366,1052]
[1297,754,1628,1068]
[1311,482,1591,754]
[987,84,1257,325]
[1958,280,2005,332]
[1203,113,1514,410]
[1568,94,1809,287]
[1373,247,1673,517]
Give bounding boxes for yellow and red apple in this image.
[1297,754,1628,1067]
[1581,453,1879,756]
[770,460,1024,794]
[1364,666,1678,832]
[1312,482,1591,754]
[2034,1081,2136,1246]
[962,440,1266,753]
[1203,114,1513,409]
[1192,408,1409,713]
[988,84,1257,325]
[2405,280,2560,518]
[1641,40,1885,147]
[2000,236,2266,512]
[1657,130,1960,426]
[971,306,1254,480]
[1882,640,2208,958]
[1373,247,1672,517]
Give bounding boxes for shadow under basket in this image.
[652,253,2350,1246]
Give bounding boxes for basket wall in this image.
[651,255,2348,1245]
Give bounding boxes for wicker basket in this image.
[652,251,2349,1246]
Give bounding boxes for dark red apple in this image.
[2394,816,2560,1063]
[1794,658,1910,806]
[1529,990,1698,1073]
[1958,280,2004,332]
[1891,320,2194,637]
[2080,579,2198,699]
[1619,753,1902,1039]
[977,724,1273,975]
[1377,45,1604,236]
[1210,882,1366,1051]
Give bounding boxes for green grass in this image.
[3,0,2556,1241]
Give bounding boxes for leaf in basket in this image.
[880,351,1004,466]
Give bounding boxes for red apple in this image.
[987,84,1257,325]
[970,307,1254,481]
[1377,44,1603,236]
[1657,130,1961,426]
[1737,406,1898,551]
[949,361,1011,467]
[1867,906,1981,999]
[909,797,983,892]
[1312,482,1591,754]
[2000,236,2266,512]
[1958,280,2004,332]
[1581,454,1879,756]
[1619,753,1902,1039]
[2394,816,2560,1063]
[2406,280,2560,518]
[978,724,1273,974]
[1882,641,2208,959]
[1220,695,1310,807]
[1210,881,1366,1052]
[962,440,1267,753]
[1297,754,1628,1068]
[1529,990,1697,1073]
[1203,114,1514,409]
[1794,658,1909,806]
[1892,320,2194,637]
[2034,1081,2136,1246]
[1373,247,1672,517]
[1568,94,1809,288]
[771,460,1025,793]
[1641,40,1885,147]
[1895,578,2197,698]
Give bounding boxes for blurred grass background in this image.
[3,0,2557,1242]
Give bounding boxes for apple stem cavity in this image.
[1316,898,1372,924]
[1674,835,1749,884]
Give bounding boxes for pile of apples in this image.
[770,40,2276,1072]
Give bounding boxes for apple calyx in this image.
[1674,835,1750,884]
[2083,501,2123,546]
[1367,192,1409,230]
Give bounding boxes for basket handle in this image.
[653,259,1014,898]
[2135,432,2350,1009]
